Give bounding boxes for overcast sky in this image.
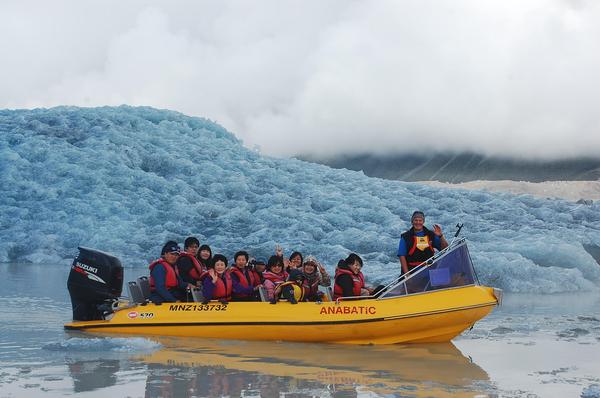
[2,0,599,159]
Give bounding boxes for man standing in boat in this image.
[397,211,448,275]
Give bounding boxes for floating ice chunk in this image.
[490,326,514,334]
[557,328,591,338]
[43,337,161,353]
[582,384,600,398]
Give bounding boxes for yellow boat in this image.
[65,238,502,344]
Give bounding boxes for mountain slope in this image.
[302,153,600,183]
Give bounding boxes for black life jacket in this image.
[402,226,436,268]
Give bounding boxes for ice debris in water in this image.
[43,337,162,352]
[490,326,514,334]
[582,384,600,398]
[578,316,600,322]
[557,328,591,338]
[1,106,600,294]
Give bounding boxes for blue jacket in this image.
[149,263,187,303]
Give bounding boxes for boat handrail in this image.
[333,239,470,303]
[375,237,470,299]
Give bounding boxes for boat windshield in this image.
[378,238,477,299]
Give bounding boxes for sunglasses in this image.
[168,251,180,256]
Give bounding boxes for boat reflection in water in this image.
[66,358,121,393]
[131,337,492,397]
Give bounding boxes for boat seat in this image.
[128,281,145,304]
[258,286,268,302]
[190,287,204,303]
[137,276,151,299]
[429,268,451,288]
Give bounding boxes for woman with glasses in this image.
[262,255,289,301]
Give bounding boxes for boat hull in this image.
[64,285,498,344]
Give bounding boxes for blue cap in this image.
[161,241,181,255]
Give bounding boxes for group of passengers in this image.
[148,210,446,304]
[147,237,378,305]
[148,238,331,304]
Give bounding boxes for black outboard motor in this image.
[67,247,123,321]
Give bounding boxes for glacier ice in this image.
[1,106,599,293]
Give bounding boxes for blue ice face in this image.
[1,106,599,293]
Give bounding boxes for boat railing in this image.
[374,237,478,300]
[333,238,477,303]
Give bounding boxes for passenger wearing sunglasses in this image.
[262,255,288,301]
[149,241,193,304]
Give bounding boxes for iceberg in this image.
[1,106,599,293]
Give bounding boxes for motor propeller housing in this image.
[67,247,123,321]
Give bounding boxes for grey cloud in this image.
[1,0,599,159]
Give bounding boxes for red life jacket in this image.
[209,272,233,301]
[178,252,207,280]
[229,267,260,298]
[262,270,288,285]
[149,259,179,290]
[229,267,260,288]
[333,268,364,299]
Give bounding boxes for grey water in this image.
[1,262,600,398]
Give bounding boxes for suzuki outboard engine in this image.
[67,247,123,321]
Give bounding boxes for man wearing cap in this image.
[251,258,267,282]
[148,241,193,303]
[397,211,448,275]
